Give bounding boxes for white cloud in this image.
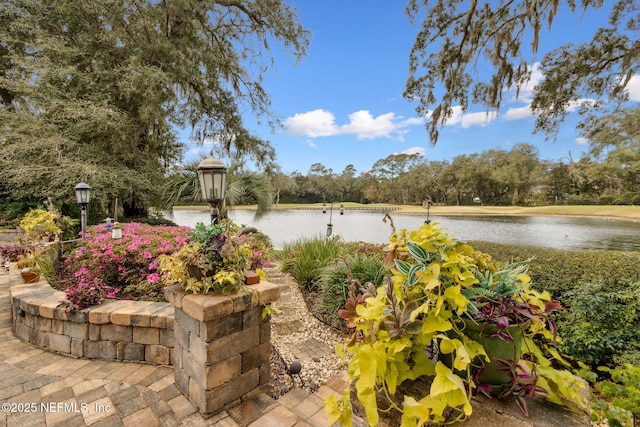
[284,109,423,140]
[399,117,424,127]
[459,110,498,128]
[400,146,426,156]
[575,137,589,145]
[285,104,501,142]
[431,105,497,128]
[625,74,640,101]
[284,109,338,137]
[503,105,533,120]
[339,110,397,140]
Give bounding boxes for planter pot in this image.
[244,270,260,285]
[20,269,41,283]
[441,319,527,386]
[462,320,527,385]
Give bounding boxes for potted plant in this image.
[157,220,262,295]
[16,251,42,283]
[18,208,62,243]
[326,222,588,426]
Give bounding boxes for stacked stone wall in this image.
[10,267,281,418]
[165,283,280,417]
[11,278,174,365]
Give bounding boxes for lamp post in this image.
[323,201,345,237]
[74,182,91,237]
[424,198,432,224]
[197,153,227,223]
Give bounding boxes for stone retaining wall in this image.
[10,274,174,365]
[0,229,21,243]
[9,266,282,418]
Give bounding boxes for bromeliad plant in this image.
[326,222,588,426]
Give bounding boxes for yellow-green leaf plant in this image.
[325,222,588,426]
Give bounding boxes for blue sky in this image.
[184,1,640,175]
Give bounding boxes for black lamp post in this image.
[74,182,91,237]
[424,198,432,224]
[197,153,227,223]
[323,201,345,237]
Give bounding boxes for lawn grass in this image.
[175,203,640,220]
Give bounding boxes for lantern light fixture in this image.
[74,182,91,237]
[196,153,227,223]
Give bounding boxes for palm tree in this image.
[158,157,273,219]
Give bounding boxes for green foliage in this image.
[470,241,640,368]
[280,236,347,289]
[1,0,309,212]
[405,0,639,143]
[158,220,271,295]
[121,216,177,227]
[188,221,228,246]
[326,223,587,426]
[0,200,36,222]
[319,254,386,326]
[590,364,640,427]
[557,281,640,366]
[468,241,640,303]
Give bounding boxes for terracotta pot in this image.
[20,269,41,283]
[244,270,260,285]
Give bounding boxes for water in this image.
[166,209,640,252]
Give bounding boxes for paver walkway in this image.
[0,268,354,427]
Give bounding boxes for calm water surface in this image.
[167,209,640,252]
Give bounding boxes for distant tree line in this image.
[268,104,640,207]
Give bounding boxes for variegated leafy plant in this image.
[325,222,588,426]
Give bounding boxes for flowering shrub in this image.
[56,221,273,310]
[56,223,191,310]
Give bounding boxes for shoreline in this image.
[171,204,640,221]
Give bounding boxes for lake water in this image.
[167,209,640,252]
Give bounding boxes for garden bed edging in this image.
[10,272,175,365]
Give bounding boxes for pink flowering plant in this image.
[55,222,191,310]
[55,220,273,311]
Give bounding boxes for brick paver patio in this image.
[0,270,357,427]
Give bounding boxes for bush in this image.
[468,241,640,303]
[470,241,640,367]
[55,223,192,308]
[319,254,386,326]
[588,364,640,427]
[341,241,387,258]
[280,236,347,289]
[0,243,30,263]
[557,281,640,366]
[121,216,178,226]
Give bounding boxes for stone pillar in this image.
[164,282,280,418]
